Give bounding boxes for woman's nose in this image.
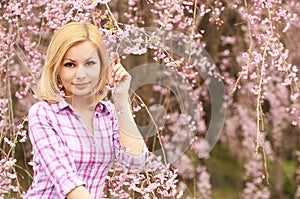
[76,65,86,79]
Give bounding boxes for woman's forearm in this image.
[66,186,93,199]
[113,94,145,155]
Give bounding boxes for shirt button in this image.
[96,106,101,112]
[89,165,95,169]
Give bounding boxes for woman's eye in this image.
[63,62,75,67]
[86,61,96,66]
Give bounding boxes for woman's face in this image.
[59,40,101,97]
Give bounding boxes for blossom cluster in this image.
[1,0,300,198]
[0,157,18,198]
[240,155,271,199]
[105,154,179,198]
[234,0,300,126]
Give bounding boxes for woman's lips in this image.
[72,82,89,89]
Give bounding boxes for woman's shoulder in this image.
[29,100,50,111]
[28,100,62,117]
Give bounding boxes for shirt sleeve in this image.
[28,103,85,197]
[106,101,148,169]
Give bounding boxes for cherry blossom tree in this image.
[0,0,299,198]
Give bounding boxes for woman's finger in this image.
[108,63,125,88]
[114,67,127,81]
[113,52,120,65]
[109,64,120,85]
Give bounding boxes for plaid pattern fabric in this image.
[24,99,147,198]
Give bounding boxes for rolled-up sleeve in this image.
[112,127,148,169]
[28,103,85,197]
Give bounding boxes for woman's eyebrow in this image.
[85,56,97,61]
[63,57,95,62]
[62,56,97,63]
[63,58,76,62]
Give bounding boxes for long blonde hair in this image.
[35,22,109,103]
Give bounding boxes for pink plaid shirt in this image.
[24,99,147,199]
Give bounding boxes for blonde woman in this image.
[24,22,147,199]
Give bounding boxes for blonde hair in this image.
[35,22,109,103]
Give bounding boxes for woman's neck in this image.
[66,95,97,111]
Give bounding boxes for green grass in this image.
[282,160,297,198]
[207,144,243,199]
[283,160,296,179]
[206,144,298,199]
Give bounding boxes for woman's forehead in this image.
[64,41,99,60]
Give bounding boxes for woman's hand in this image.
[66,186,93,199]
[108,54,131,97]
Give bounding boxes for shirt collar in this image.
[52,99,70,113]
